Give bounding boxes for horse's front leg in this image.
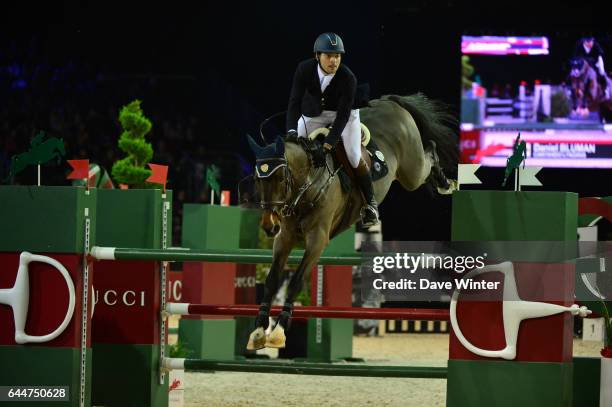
[246,223,296,350]
[266,225,330,348]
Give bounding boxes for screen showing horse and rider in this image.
[460,34,612,168]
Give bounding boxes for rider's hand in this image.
[323,132,339,152]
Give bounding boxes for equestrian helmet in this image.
[313,33,345,54]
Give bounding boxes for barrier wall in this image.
[91,189,171,407]
[0,186,96,407]
[447,190,578,407]
[179,204,252,359]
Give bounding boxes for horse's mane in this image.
[284,139,311,171]
[284,138,301,149]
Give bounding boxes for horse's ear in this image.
[274,136,285,156]
[246,134,263,157]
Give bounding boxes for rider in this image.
[574,36,607,88]
[285,32,379,227]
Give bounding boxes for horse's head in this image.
[247,135,290,238]
[569,57,586,78]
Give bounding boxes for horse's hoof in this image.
[246,327,267,351]
[265,325,286,348]
[437,179,458,195]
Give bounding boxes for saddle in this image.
[302,124,389,193]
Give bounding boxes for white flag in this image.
[457,164,482,189]
[518,166,542,187]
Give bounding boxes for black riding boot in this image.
[355,159,379,227]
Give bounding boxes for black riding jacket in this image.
[286,58,357,146]
[574,41,605,71]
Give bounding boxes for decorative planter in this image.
[601,347,612,407]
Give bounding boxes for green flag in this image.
[206,164,221,196]
[502,133,527,187]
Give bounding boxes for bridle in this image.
[255,157,293,214]
[255,153,339,218]
[570,60,587,79]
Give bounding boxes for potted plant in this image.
[111,100,154,188]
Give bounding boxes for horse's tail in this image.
[382,94,459,176]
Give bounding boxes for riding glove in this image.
[323,130,341,153]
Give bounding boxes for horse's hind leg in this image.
[266,226,329,348]
[397,140,454,194]
[427,141,455,193]
[247,228,296,350]
[396,141,433,191]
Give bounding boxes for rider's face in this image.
[318,53,341,74]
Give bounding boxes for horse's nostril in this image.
[263,225,279,238]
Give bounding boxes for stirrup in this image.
[360,205,379,227]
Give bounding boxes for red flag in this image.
[67,159,89,180]
[146,163,168,191]
[579,197,612,222]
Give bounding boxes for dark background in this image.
[1,1,610,242]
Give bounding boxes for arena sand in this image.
[175,331,602,407]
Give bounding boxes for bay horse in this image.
[246,93,458,350]
[569,57,612,116]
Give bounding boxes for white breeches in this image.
[296,109,361,168]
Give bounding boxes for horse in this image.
[6,136,66,183]
[244,93,458,350]
[568,57,612,117]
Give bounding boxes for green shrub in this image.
[168,339,192,358]
[551,90,571,118]
[111,100,154,187]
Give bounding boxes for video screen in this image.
[460,34,612,168]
